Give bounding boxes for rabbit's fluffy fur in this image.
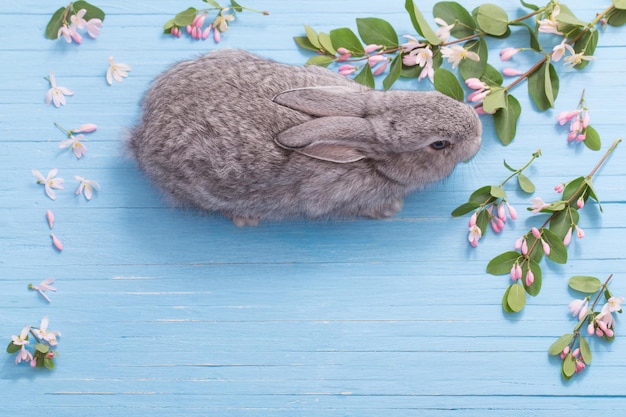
[129,49,482,226]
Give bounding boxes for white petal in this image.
[106,68,113,85]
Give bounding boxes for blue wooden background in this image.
[1,1,625,415]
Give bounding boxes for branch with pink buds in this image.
[549,274,622,379]
[452,150,541,247]
[45,1,105,43]
[487,138,622,312]
[163,0,268,42]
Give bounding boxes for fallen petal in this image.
[50,233,64,251]
[46,210,55,229]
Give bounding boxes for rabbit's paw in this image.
[364,199,403,219]
[232,215,261,227]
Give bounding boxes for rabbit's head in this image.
[272,87,481,188]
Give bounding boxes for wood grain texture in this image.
[1,1,625,415]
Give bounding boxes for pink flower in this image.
[568,298,589,320]
[213,13,235,32]
[465,78,488,91]
[556,110,581,125]
[577,197,585,209]
[364,44,382,54]
[372,61,388,76]
[11,326,30,347]
[73,123,97,133]
[531,227,541,239]
[560,345,570,359]
[50,233,64,252]
[529,197,549,213]
[499,47,520,61]
[467,90,489,103]
[468,211,478,228]
[554,183,565,193]
[45,72,74,107]
[171,26,182,37]
[468,225,482,247]
[16,346,34,365]
[490,217,504,233]
[538,5,563,34]
[525,269,534,286]
[510,262,522,281]
[506,203,518,220]
[541,239,551,256]
[564,51,596,69]
[551,39,574,62]
[46,209,55,229]
[575,225,585,239]
[514,236,524,250]
[32,169,64,200]
[502,67,524,77]
[58,25,82,43]
[563,227,573,246]
[336,47,351,55]
[400,35,425,53]
[521,239,529,255]
[602,296,624,314]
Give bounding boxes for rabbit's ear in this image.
[275,116,374,164]
[272,87,368,117]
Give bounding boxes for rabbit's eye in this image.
[430,140,451,150]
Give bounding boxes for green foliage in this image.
[517,172,534,193]
[434,68,464,101]
[433,1,477,38]
[356,18,398,47]
[45,1,105,40]
[383,54,403,90]
[353,64,375,88]
[569,276,603,293]
[584,125,602,151]
[405,0,442,45]
[528,61,559,111]
[475,4,509,36]
[487,251,521,275]
[330,28,365,55]
[506,283,526,312]
[549,333,574,355]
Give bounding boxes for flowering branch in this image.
[45,1,105,43]
[6,318,61,370]
[549,274,622,379]
[487,138,622,312]
[452,150,540,246]
[164,0,268,42]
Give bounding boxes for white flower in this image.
[468,225,482,247]
[529,197,549,214]
[32,168,64,200]
[551,39,573,62]
[213,12,235,32]
[538,5,563,35]
[70,9,88,30]
[563,51,596,69]
[106,56,132,85]
[75,176,101,200]
[400,34,425,53]
[86,18,103,38]
[59,134,87,158]
[434,17,455,42]
[45,72,74,107]
[568,298,589,320]
[602,296,624,314]
[32,317,61,346]
[440,45,480,69]
[11,326,31,347]
[29,278,57,303]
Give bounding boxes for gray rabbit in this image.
[129,49,481,226]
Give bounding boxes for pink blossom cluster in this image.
[557,101,590,143]
[467,201,517,247]
[336,44,390,77]
[559,345,586,373]
[58,9,103,44]
[170,11,235,43]
[9,318,60,367]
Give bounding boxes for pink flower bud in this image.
[575,225,585,239]
[470,237,479,248]
[202,26,211,40]
[560,345,570,359]
[563,227,573,246]
[514,236,524,250]
[467,90,489,103]
[465,78,487,90]
[516,264,523,280]
[525,270,534,287]
[336,47,351,55]
[506,203,518,220]
[567,131,578,142]
[577,197,585,209]
[587,322,595,335]
[171,26,180,37]
[576,134,586,142]
[51,233,63,251]
[194,14,206,28]
[490,218,504,233]
[46,209,55,229]
[499,47,520,61]
[337,54,351,62]
[372,61,388,76]
[531,227,541,239]
[74,123,97,133]
[468,211,478,228]
[338,65,357,76]
[502,67,524,77]
[186,25,192,34]
[605,328,614,337]
[30,359,38,367]
[364,44,382,53]
[521,239,529,255]
[214,28,221,43]
[596,319,609,333]
[541,239,551,256]
[575,360,586,373]
[556,110,580,125]
[596,328,604,337]
[497,204,507,222]
[582,111,590,128]
[191,26,199,39]
[572,348,580,358]
[368,55,387,66]
[554,183,564,193]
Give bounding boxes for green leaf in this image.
[304,24,322,49]
[305,55,335,67]
[356,17,399,47]
[584,177,602,211]
[563,176,585,201]
[330,28,365,55]
[517,173,535,193]
[614,0,626,10]
[469,185,493,204]
[73,1,106,21]
[573,30,598,70]
[433,1,477,38]
[549,333,574,355]
[405,0,442,45]
[318,32,336,55]
[476,209,489,235]
[451,202,480,217]
[353,64,375,88]
[487,251,522,275]
[45,7,67,40]
[44,358,55,370]
[433,68,464,101]
[502,285,515,313]
[508,21,541,51]
[494,94,522,145]
[174,7,198,27]
[507,283,526,312]
[579,336,592,364]
[483,87,507,114]
[556,4,586,27]
[523,260,542,296]
[549,208,579,239]
[528,62,559,111]
[6,341,20,354]
[163,18,176,33]
[383,54,403,90]
[607,9,626,26]
[459,37,488,80]
[35,343,49,354]
[294,36,320,52]
[204,0,222,7]
[503,160,516,172]
[584,125,602,151]
[542,228,568,264]
[490,185,506,199]
[480,64,503,87]
[230,0,243,12]
[475,4,509,36]
[562,352,577,378]
[520,0,540,11]
[569,276,602,293]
